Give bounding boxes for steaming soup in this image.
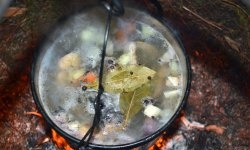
[37,7,188,145]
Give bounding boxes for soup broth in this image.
[37,7,187,145]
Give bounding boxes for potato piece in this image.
[67,121,79,132]
[118,42,137,66]
[158,47,176,64]
[72,69,84,80]
[164,89,181,100]
[79,124,89,135]
[106,41,114,56]
[57,71,69,84]
[58,52,81,70]
[118,54,130,66]
[166,76,180,87]
[169,61,180,76]
[141,25,155,37]
[144,104,162,118]
[67,69,85,84]
[81,27,103,45]
[81,29,94,41]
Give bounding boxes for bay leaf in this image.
[104,65,156,93]
[119,84,150,127]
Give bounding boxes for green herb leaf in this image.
[104,65,156,93]
[120,84,150,127]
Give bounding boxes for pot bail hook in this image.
[77,1,121,149]
[100,0,124,16]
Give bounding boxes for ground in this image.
[0,0,249,149]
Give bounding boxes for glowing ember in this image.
[25,112,225,150]
[149,136,166,150]
[25,110,168,150]
[51,129,73,150]
[26,112,73,150]
[25,112,42,118]
[180,115,225,134]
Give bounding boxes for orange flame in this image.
[51,129,74,150]
[26,111,167,150]
[149,136,166,150]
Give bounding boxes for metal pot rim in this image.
[30,5,191,150]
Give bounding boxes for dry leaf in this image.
[120,84,151,127]
[105,65,156,93]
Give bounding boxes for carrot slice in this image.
[84,72,97,83]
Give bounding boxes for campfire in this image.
[25,111,224,150]
[0,0,249,149]
[51,129,73,150]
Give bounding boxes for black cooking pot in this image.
[31,1,191,149]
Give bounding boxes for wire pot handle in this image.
[77,1,115,149]
[101,0,124,16]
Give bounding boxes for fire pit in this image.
[30,2,191,149]
[0,0,249,150]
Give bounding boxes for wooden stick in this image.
[222,0,249,17]
[183,6,223,30]
[25,112,42,118]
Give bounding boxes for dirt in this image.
[0,0,249,149]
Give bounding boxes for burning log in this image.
[25,111,225,150]
[180,115,225,135]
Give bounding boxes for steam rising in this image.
[35,6,188,145]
